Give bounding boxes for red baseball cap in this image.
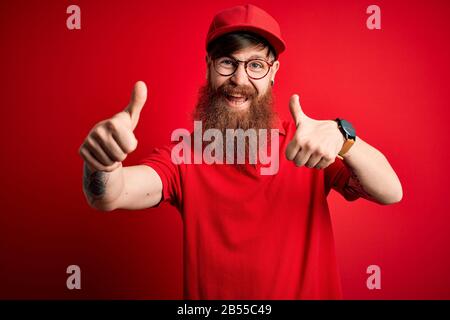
[206,4,286,57]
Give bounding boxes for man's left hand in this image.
[285,94,345,169]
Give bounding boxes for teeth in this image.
[225,94,248,106]
[227,92,245,97]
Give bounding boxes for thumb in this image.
[125,81,147,130]
[289,94,307,127]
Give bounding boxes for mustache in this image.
[217,83,257,99]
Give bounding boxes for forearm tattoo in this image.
[83,163,109,202]
[345,169,373,200]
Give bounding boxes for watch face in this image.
[340,119,356,139]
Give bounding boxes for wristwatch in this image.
[335,118,356,159]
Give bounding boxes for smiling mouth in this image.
[225,94,249,106]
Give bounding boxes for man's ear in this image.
[270,60,280,83]
[206,55,213,66]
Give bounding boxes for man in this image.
[79,4,402,299]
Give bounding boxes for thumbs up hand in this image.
[285,94,345,170]
[79,81,147,172]
[124,81,147,131]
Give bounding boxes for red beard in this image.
[192,81,278,167]
[193,81,277,132]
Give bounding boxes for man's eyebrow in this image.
[248,54,268,60]
[229,54,269,60]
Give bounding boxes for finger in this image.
[305,152,322,168]
[315,157,334,170]
[294,147,313,167]
[124,81,147,130]
[111,125,138,154]
[285,139,301,161]
[289,94,307,127]
[91,130,127,163]
[79,146,104,171]
[79,146,121,172]
[84,137,115,166]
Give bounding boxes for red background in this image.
[1,0,449,299]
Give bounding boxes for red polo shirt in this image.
[139,120,360,299]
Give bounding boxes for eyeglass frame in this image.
[211,56,275,80]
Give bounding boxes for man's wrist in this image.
[341,136,358,159]
[334,118,356,159]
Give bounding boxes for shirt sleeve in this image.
[324,158,361,201]
[137,144,182,209]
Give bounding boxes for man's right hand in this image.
[79,81,147,172]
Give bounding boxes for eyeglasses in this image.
[213,57,274,80]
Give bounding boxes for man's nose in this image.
[230,63,249,86]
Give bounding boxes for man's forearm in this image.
[342,137,403,204]
[82,162,124,210]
